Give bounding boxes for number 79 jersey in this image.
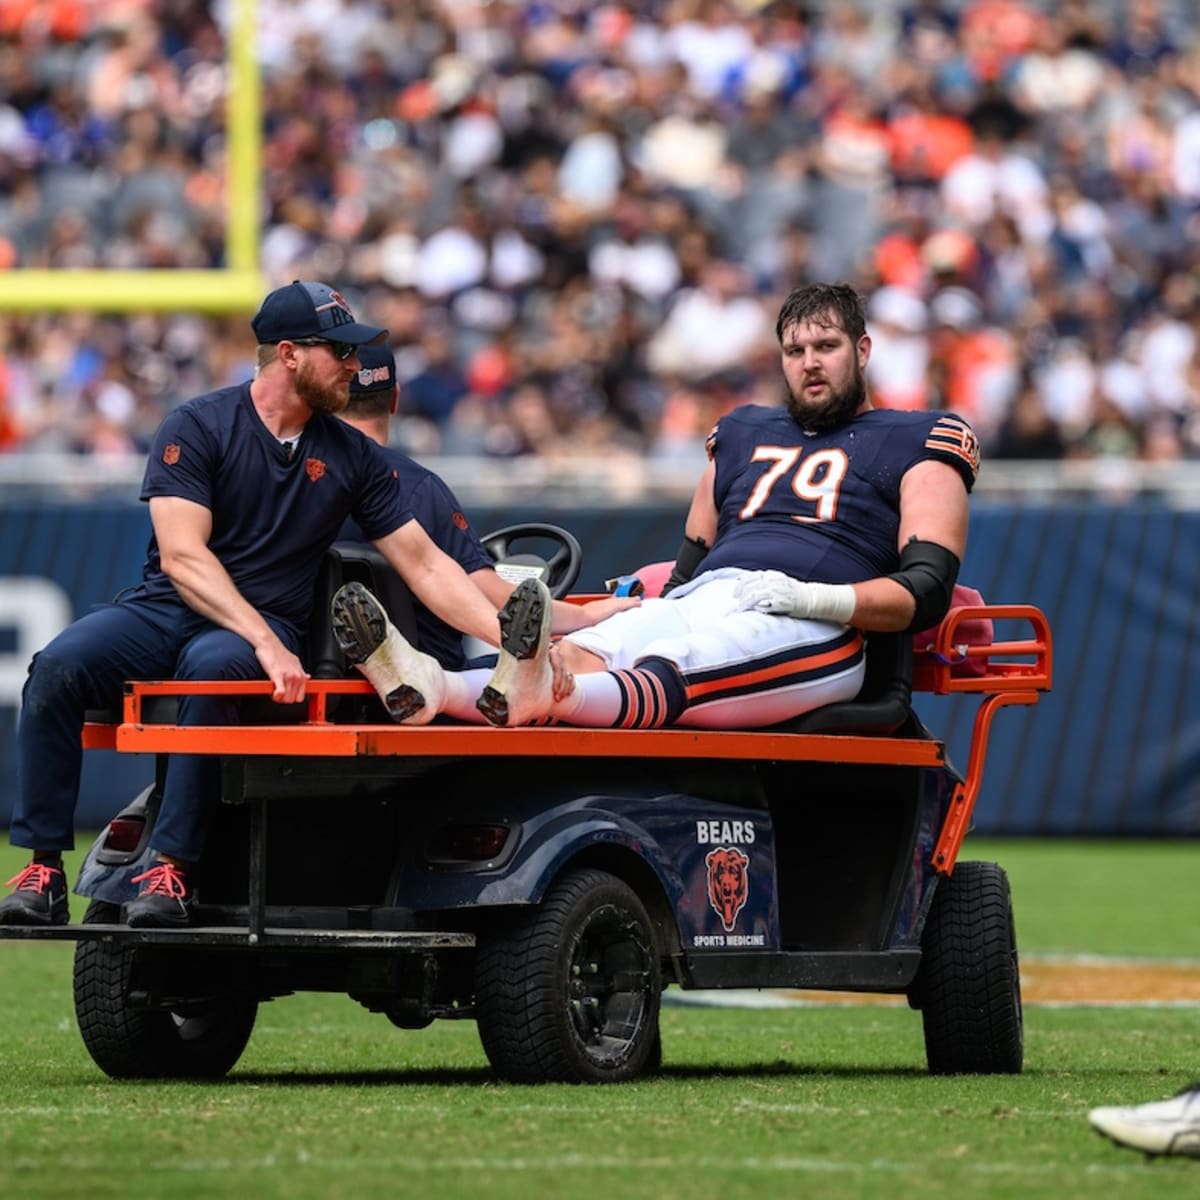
[700,405,979,585]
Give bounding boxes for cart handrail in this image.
[912,603,1053,695]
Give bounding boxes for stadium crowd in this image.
[1,0,1199,466]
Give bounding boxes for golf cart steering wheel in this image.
[481,523,583,599]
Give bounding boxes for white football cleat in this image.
[476,577,554,727]
[331,582,446,724]
[1089,1084,1200,1158]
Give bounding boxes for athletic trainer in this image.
[0,281,506,929]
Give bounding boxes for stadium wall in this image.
[0,498,1196,836]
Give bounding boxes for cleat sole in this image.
[384,684,426,722]
[476,578,553,727]
[497,579,548,659]
[331,581,446,725]
[331,582,387,664]
[475,685,509,726]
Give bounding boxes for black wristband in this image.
[661,535,708,596]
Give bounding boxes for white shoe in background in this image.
[1089,1084,1200,1158]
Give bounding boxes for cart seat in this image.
[773,630,913,736]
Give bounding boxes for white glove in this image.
[733,571,857,624]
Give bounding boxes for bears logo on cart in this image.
[705,846,750,933]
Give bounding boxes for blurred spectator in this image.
[1079,394,1141,459]
[927,285,1020,437]
[865,285,931,411]
[1034,335,1097,443]
[645,258,771,381]
[0,0,1198,467]
[989,378,1067,459]
[400,314,470,436]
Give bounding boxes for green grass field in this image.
[1,837,1197,1199]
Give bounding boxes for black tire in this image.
[915,860,1023,1075]
[73,900,257,1080]
[474,869,662,1083]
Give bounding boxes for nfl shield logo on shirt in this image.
[163,443,181,465]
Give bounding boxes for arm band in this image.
[662,534,708,596]
[886,538,961,632]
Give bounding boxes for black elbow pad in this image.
[886,538,961,631]
[662,535,708,596]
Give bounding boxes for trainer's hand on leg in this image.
[549,644,576,703]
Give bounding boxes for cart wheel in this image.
[915,860,1023,1075]
[474,869,662,1083]
[73,900,257,1079]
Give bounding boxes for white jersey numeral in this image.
[740,446,801,519]
[740,445,849,523]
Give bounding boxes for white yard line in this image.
[0,1152,1156,1178]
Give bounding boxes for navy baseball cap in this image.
[349,343,397,395]
[251,280,387,346]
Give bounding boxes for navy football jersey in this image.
[341,447,493,670]
[700,405,979,584]
[132,383,412,628]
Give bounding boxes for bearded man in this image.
[0,281,515,929]
[334,280,980,735]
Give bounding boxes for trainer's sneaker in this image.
[0,861,69,926]
[125,861,194,928]
[1089,1084,1200,1158]
[477,577,554,727]
[331,582,446,724]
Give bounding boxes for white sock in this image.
[440,668,625,727]
[556,672,622,726]
[442,668,493,723]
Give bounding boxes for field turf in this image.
[1,836,1196,1199]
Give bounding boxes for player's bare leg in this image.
[331,582,446,724]
[554,639,608,675]
[477,578,558,726]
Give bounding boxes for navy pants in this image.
[12,597,302,863]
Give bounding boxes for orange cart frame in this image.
[82,602,1052,881]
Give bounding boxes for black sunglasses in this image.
[290,337,357,361]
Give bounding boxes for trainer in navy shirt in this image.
[0,280,502,931]
[137,379,410,630]
[338,344,494,669]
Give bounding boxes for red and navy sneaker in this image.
[124,861,194,928]
[0,861,69,926]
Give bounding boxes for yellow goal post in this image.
[0,0,264,313]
